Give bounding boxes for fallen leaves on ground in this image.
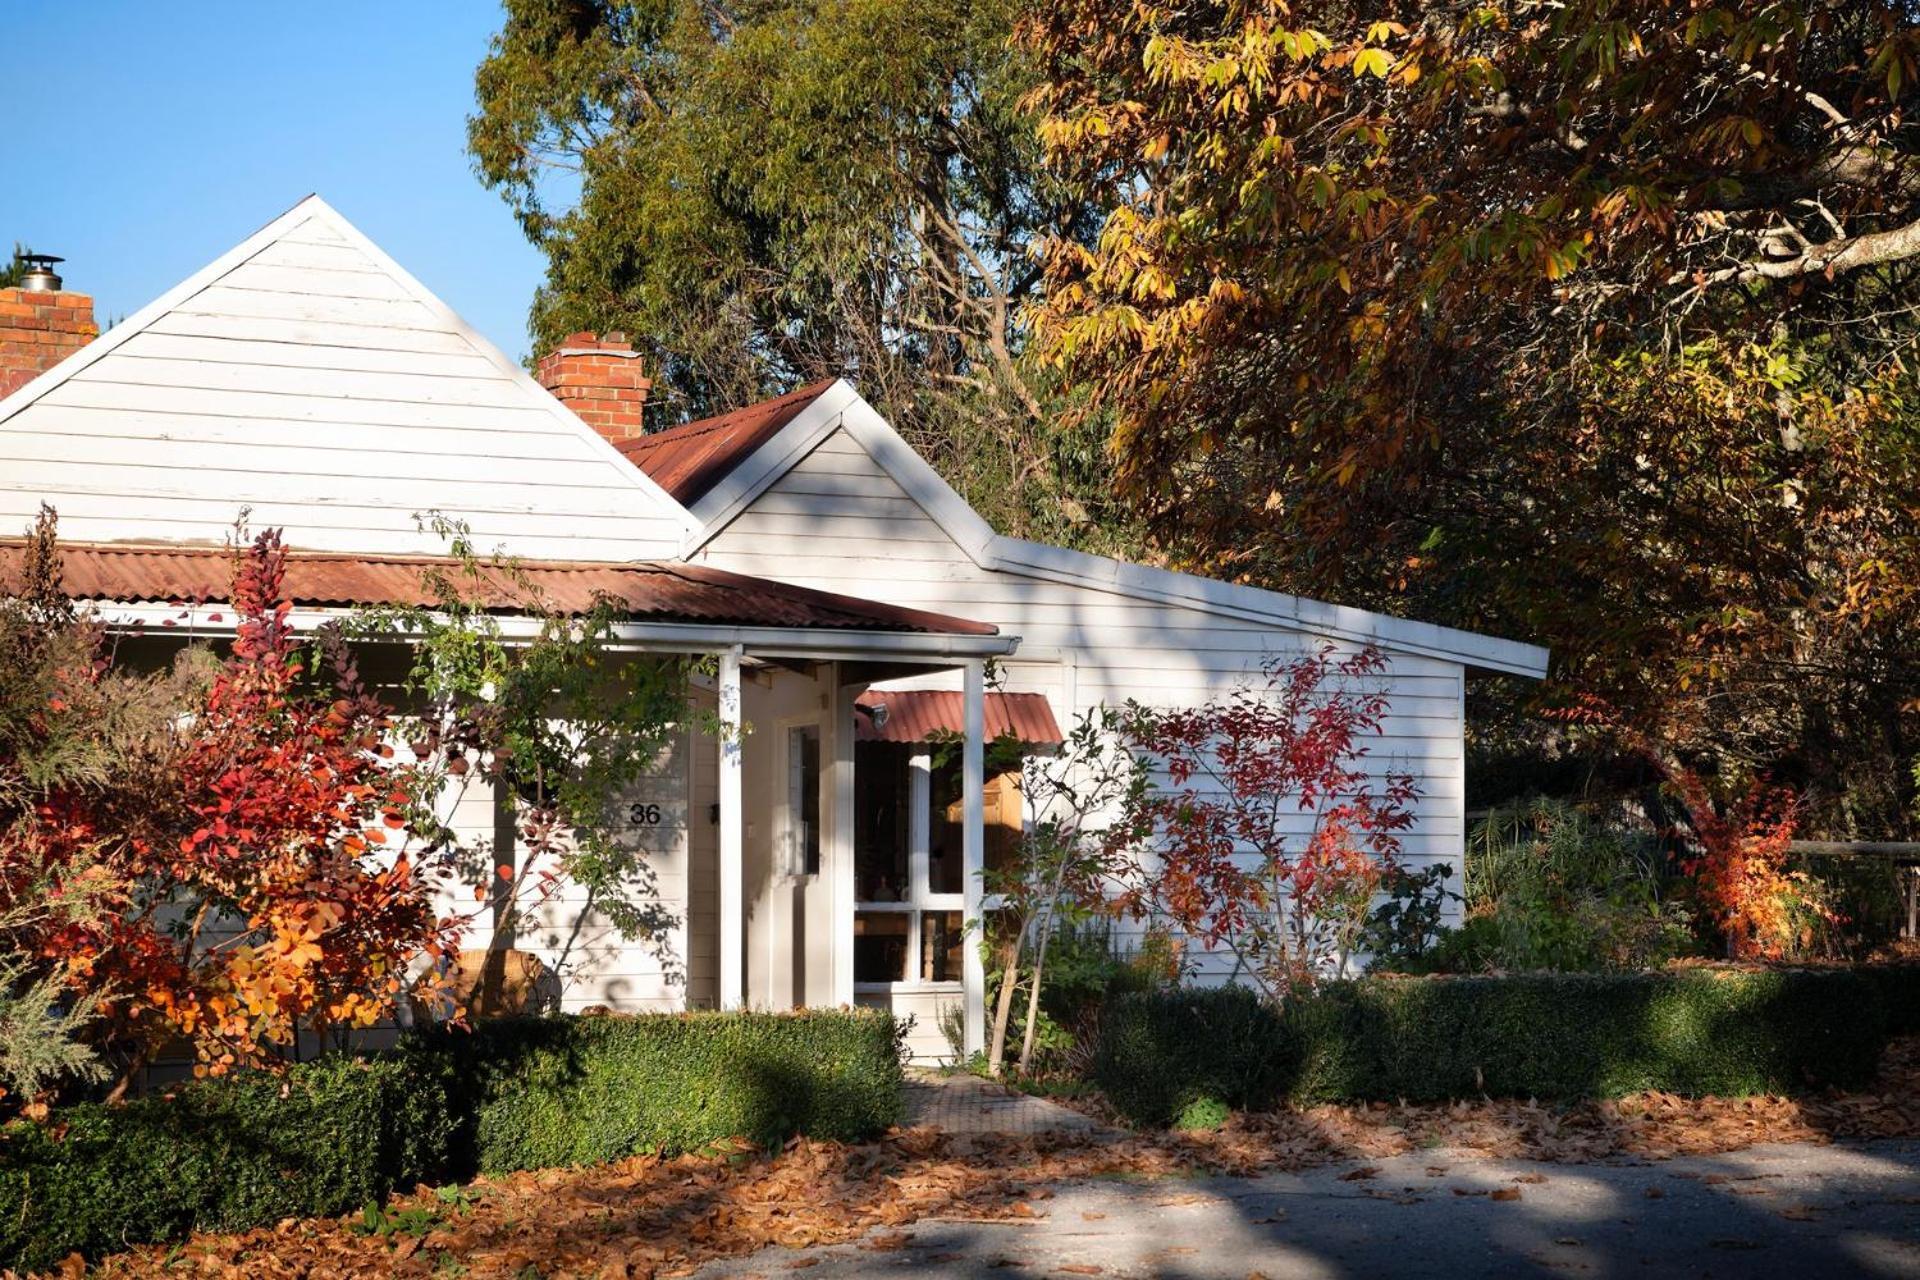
[48,1037,1920,1280]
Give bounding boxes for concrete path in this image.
[902,1070,1106,1136]
[695,1139,1920,1278]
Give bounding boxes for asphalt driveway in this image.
[695,1139,1920,1279]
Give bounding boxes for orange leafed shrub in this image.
[1,514,463,1094]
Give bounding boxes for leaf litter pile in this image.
[43,1036,1920,1280]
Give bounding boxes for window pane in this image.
[930,762,1024,894]
[929,757,963,894]
[855,743,911,901]
[919,910,964,982]
[854,911,910,983]
[790,726,821,876]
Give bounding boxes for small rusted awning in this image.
[854,690,1062,746]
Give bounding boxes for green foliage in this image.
[0,1054,444,1274]
[1171,1094,1230,1133]
[409,1010,903,1175]
[1095,969,1893,1126]
[0,1008,902,1271]
[1386,801,1699,975]
[1359,863,1459,971]
[1092,986,1295,1129]
[350,516,702,1001]
[0,246,32,291]
[468,0,1133,553]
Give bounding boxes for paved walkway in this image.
[696,1138,1920,1278]
[902,1070,1106,1135]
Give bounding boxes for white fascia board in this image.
[679,378,864,555]
[984,535,1550,678]
[94,601,1015,661]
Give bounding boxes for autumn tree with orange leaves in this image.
[1020,0,1920,834]
[0,511,461,1101]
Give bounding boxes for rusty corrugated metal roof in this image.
[855,690,1062,745]
[0,542,997,637]
[619,379,838,504]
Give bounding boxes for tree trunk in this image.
[1017,907,1055,1076]
[987,930,1023,1077]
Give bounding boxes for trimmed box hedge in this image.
[1096,967,1900,1127]
[409,1008,906,1175]
[0,1054,444,1275]
[0,1008,902,1273]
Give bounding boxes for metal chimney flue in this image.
[18,254,64,292]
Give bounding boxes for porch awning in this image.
[854,690,1063,746]
[0,541,999,638]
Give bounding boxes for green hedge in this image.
[0,1055,446,1275]
[1096,968,1895,1126]
[0,1008,902,1273]
[410,1009,905,1175]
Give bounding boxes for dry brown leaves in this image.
[53,1037,1920,1280]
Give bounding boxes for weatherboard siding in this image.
[0,206,687,560]
[692,425,1470,985]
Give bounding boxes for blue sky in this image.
[0,2,547,360]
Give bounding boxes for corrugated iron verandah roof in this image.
[855,690,1063,746]
[0,541,999,638]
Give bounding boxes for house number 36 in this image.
[628,803,663,826]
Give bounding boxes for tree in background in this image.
[0,245,35,290]
[470,0,1129,550]
[1023,0,1920,833]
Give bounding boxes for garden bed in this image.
[34,1035,1920,1279]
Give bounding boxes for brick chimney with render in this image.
[535,331,651,444]
[1,277,97,398]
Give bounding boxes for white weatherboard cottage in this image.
[0,197,1547,1060]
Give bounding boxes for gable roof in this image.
[0,195,696,559]
[618,379,838,504]
[625,379,1551,679]
[1,540,999,637]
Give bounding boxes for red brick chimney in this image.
[1,258,97,398]
[536,331,651,444]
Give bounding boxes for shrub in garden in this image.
[0,1008,903,1271]
[1396,799,1698,975]
[2,512,462,1096]
[1092,986,1289,1128]
[1118,645,1415,996]
[1095,968,1891,1125]
[0,1054,448,1274]
[407,1009,904,1174]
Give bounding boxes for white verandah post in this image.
[962,658,987,1056]
[718,644,745,1010]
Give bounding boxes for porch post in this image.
[718,644,745,1010]
[962,658,987,1056]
